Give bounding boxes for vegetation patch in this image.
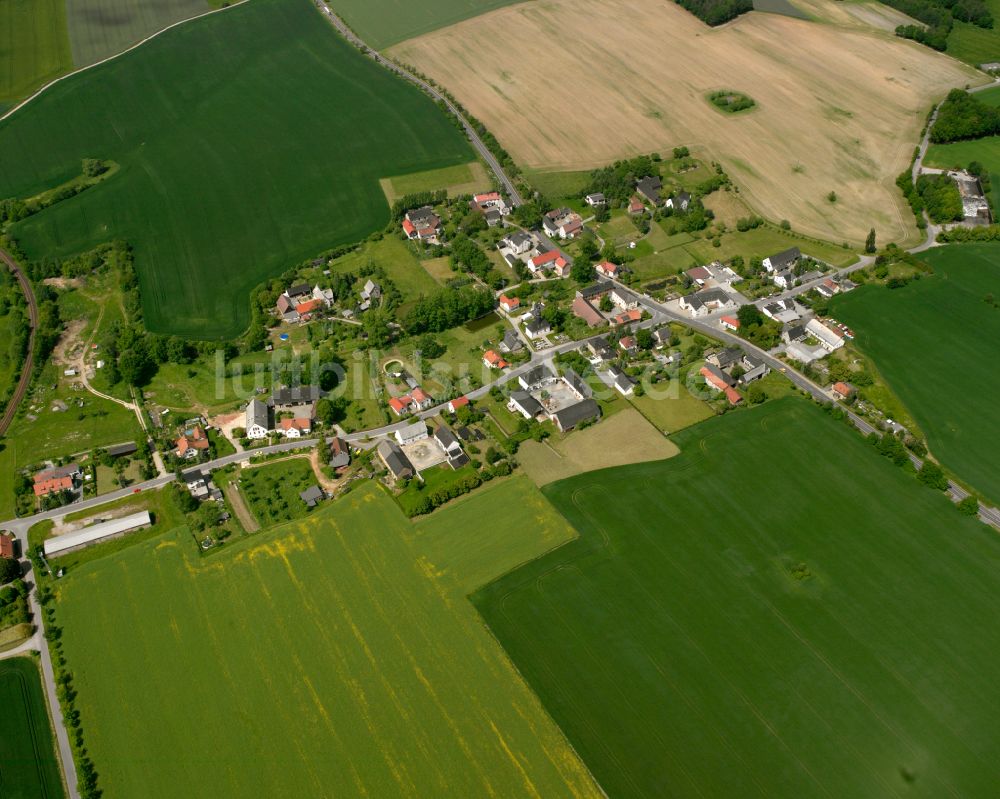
[831,243,1000,503]
[0,657,66,799]
[239,458,317,528]
[475,397,1000,798]
[0,0,471,339]
[49,483,602,798]
[706,89,756,113]
[915,173,964,222]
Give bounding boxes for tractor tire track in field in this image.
[0,246,38,438]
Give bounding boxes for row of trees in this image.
[673,0,753,26]
[891,0,992,52]
[403,286,495,333]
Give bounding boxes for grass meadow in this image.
[0,657,65,798]
[50,478,601,798]
[831,243,1000,504]
[328,0,522,49]
[0,0,471,339]
[474,397,1000,798]
[0,0,73,104]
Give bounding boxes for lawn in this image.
[925,135,1000,211]
[0,657,66,799]
[683,224,857,267]
[239,457,317,527]
[328,0,523,49]
[328,235,441,303]
[946,0,1000,65]
[64,0,210,67]
[628,380,714,433]
[524,168,592,200]
[50,480,601,798]
[831,243,1000,503]
[0,0,73,104]
[379,160,487,203]
[474,397,1000,798]
[517,408,678,486]
[0,0,471,339]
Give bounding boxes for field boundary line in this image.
[0,0,251,124]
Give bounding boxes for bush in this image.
[673,0,753,25]
[0,558,21,585]
[957,495,980,516]
[917,460,949,490]
[930,89,1000,143]
[915,174,963,223]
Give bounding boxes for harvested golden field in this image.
[518,408,678,486]
[391,0,984,245]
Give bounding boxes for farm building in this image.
[44,511,152,558]
[395,421,429,446]
[245,399,272,439]
[329,437,351,469]
[377,440,414,481]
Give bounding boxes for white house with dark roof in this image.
[245,399,271,440]
[763,247,801,273]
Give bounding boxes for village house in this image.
[679,288,737,317]
[587,336,614,362]
[498,294,520,313]
[529,249,569,276]
[577,281,613,304]
[815,278,841,299]
[595,261,621,279]
[762,298,800,324]
[500,328,524,353]
[619,335,638,355]
[652,328,673,348]
[628,197,646,215]
[272,386,324,417]
[447,396,469,414]
[700,364,743,405]
[299,485,325,508]
[608,364,636,396]
[707,347,742,371]
[377,440,414,481]
[328,437,351,469]
[245,398,272,440]
[278,417,312,438]
[402,206,442,243]
[509,390,543,420]
[782,324,807,344]
[542,208,584,240]
[312,285,334,307]
[585,192,606,207]
[832,381,856,401]
[636,176,662,205]
[359,279,381,312]
[762,246,801,273]
[0,532,15,560]
[500,231,534,256]
[519,364,556,391]
[395,420,429,446]
[33,463,82,498]
[772,270,796,290]
[525,313,552,340]
[175,426,210,459]
[470,191,510,218]
[687,261,742,288]
[665,191,691,212]
[551,398,601,432]
[611,308,642,327]
[805,318,845,352]
[483,350,508,370]
[739,353,769,384]
[610,288,639,310]
[720,315,740,332]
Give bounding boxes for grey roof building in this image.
[271,385,324,409]
[519,364,555,390]
[328,437,350,469]
[636,176,662,204]
[563,367,592,399]
[552,399,601,432]
[509,390,543,419]
[377,440,414,480]
[299,485,324,508]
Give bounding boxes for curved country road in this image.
[0,247,38,437]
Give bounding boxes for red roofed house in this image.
[686,265,711,286]
[175,426,211,459]
[724,386,743,405]
[402,206,441,243]
[32,465,78,498]
[832,381,856,401]
[483,350,508,370]
[529,249,569,275]
[389,396,412,416]
[471,191,508,215]
[295,299,323,317]
[612,308,642,326]
[498,294,520,313]
[700,366,742,405]
[619,335,637,354]
[0,533,14,560]
[628,197,645,215]
[720,315,740,332]
[279,417,313,438]
[410,387,434,411]
[447,396,469,413]
[595,261,620,279]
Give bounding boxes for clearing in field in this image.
[64,0,211,67]
[517,407,678,486]
[391,0,982,246]
[379,160,488,204]
[51,479,602,798]
[0,0,73,104]
[0,657,66,799]
[831,243,1000,504]
[474,397,1000,798]
[0,0,471,339]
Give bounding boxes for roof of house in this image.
[619,335,636,349]
[506,231,533,247]
[279,417,312,431]
[613,308,642,325]
[34,463,80,482]
[388,396,410,413]
[287,283,312,297]
[377,440,415,479]
[530,249,566,268]
[0,535,13,559]
[329,437,349,458]
[724,386,743,405]
[701,363,736,389]
[636,175,662,201]
[766,246,801,267]
[526,317,551,335]
[784,324,807,340]
[687,265,711,281]
[272,385,324,406]
[572,296,604,326]
[246,398,270,430]
[499,293,520,308]
[474,191,502,203]
[578,281,612,300]
[715,347,742,368]
[434,426,461,451]
[628,197,645,212]
[410,387,431,403]
[502,329,524,350]
[510,390,543,417]
[563,367,592,399]
[34,475,75,497]
[720,315,740,328]
[833,381,855,396]
[448,452,471,469]
[683,288,734,310]
[552,398,601,430]
[295,299,323,315]
[596,260,619,275]
[449,396,469,410]
[522,364,554,386]
[396,420,428,440]
[586,192,605,202]
[299,485,324,506]
[43,511,151,557]
[106,442,137,457]
[484,349,507,367]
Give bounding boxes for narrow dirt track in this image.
[0,247,37,437]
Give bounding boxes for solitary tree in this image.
[865,228,877,254]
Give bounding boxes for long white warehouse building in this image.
[44,510,152,558]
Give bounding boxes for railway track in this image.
[0,247,37,437]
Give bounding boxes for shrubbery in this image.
[673,0,753,26]
[930,90,1000,143]
[915,174,964,223]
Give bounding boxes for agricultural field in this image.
[64,0,211,67]
[517,408,678,486]
[0,0,472,339]
[327,0,521,49]
[0,657,66,799]
[831,243,1000,504]
[0,0,73,105]
[474,397,1000,798]
[379,160,487,203]
[51,481,602,798]
[391,0,981,246]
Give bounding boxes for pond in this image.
[463,311,502,333]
